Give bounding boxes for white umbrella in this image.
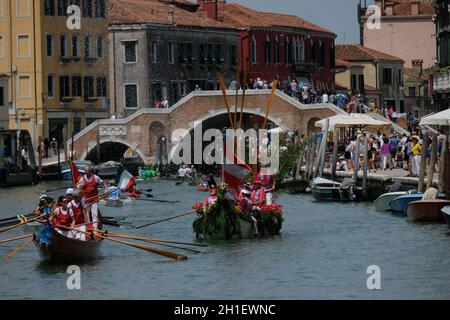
[315,113,391,132]
[419,109,450,127]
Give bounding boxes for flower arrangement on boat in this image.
[192,183,283,240]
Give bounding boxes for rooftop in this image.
[107,0,233,29]
[366,0,434,17]
[336,44,404,63]
[216,2,335,35]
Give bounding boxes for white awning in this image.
[419,109,450,127]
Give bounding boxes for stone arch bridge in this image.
[70,90,345,164]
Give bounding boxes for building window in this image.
[230,45,237,66]
[382,68,392,85]
[18,75,31,98]
[46,34,53,57]
[264,36,271,64]
[97,36,103,58]
[274,37,280,64]
[125,84,138,108]
[215,44,223,64]
[16,0,30,17]
[47,75,54,98]
[83,76,94,101]
[60,34,66,57]
[358,74,365,94]
[0,35,4,58]
[168,43,174,64]
[123,41,137,63]
[72,34,79,57]
[330,43,335,68]
[44,0,55,16]
[71,76,82,97]
[59,75,70,100]
[351,74,357,92]
[84,36,90,58]
[58,0,67,16]
[82,0,92,17]
[398,68,403,86]
[251,36,257,64]
[199,44,207,64]
[319,41,326,67]
[0,87,4,106]
[96,77,107,97]
[17,35,30,58]
[151,41,157,63]
[286,38,292,64]
[95,0,105,18]
[408,87,416,97]
[299,39,305,61]
[207,44,213,63]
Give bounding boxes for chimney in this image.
[385,1,393,16]
[167,11,174,24]
[412,59,423,77]
[199,0,219,21]
[411,0,420,16]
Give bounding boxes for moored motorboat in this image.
[96,161,121,179]
[442,206,450,229]
[389,193,447,214]
[374,191,408,212]
[34,225,103,262]
[406,200,450,222]
[59,160,93,180]
[311,177,362,202]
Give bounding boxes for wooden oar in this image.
[0,213,34,223]
[0,214,45,234]
[135,210,196,229]
[133,198,180,204]
[0,234,34,244]
[99,230,206,248]
[2,238,34,259]
[97,233,188,261]
[102,233,202,254]
[42,186,70,193]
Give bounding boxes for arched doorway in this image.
[307,117,321,136]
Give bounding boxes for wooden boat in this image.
[96,161,120,179]
[374,192,408,211]
[406,200,450,222]
[59,160,93,180]
[389,193,447,214]
[34,225,102,262]
[442,206,450,229]
[311,177,362,202]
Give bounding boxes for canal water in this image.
[1,179,450,299]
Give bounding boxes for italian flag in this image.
[70,159,81,187]
[222,151,252,191]
[117,167,135,192]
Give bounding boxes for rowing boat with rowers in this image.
[34,223,103,262]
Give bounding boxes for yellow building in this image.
[0,0,109,147]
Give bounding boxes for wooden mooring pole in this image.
[418,134,430,193]
[426,133,438,190]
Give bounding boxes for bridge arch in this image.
[79,136,147,163]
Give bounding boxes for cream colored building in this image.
[358,0,435,69]
[0,0,109,146]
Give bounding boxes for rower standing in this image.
[251,179,266,207]
[77,165,107,231]
[257,168,276,205]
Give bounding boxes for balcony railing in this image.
[433,71,450,92]
[293,60,317,74]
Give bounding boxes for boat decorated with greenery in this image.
[192,184,283,240]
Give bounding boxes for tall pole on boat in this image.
[57,140,61,180]
[63,124,68,164]
[96,130,101,165]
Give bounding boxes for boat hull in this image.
[389,193,447,214]
[406,200,450,222]
[442,206,450,229]
[34,227,102,262]
[374,192,407,212]
[312,186,362,202]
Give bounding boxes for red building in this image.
[199,0,337,91]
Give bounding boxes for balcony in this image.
[59,56,71,64]
[84,57,98,65]
[293,60,317,75]
[432,71,450,92]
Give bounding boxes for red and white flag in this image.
[69,159,81,187]
[222,152,251,190]
[117,167,135,192]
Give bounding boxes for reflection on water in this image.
[1,179,450,299]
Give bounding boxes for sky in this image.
[229,0,375,44]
